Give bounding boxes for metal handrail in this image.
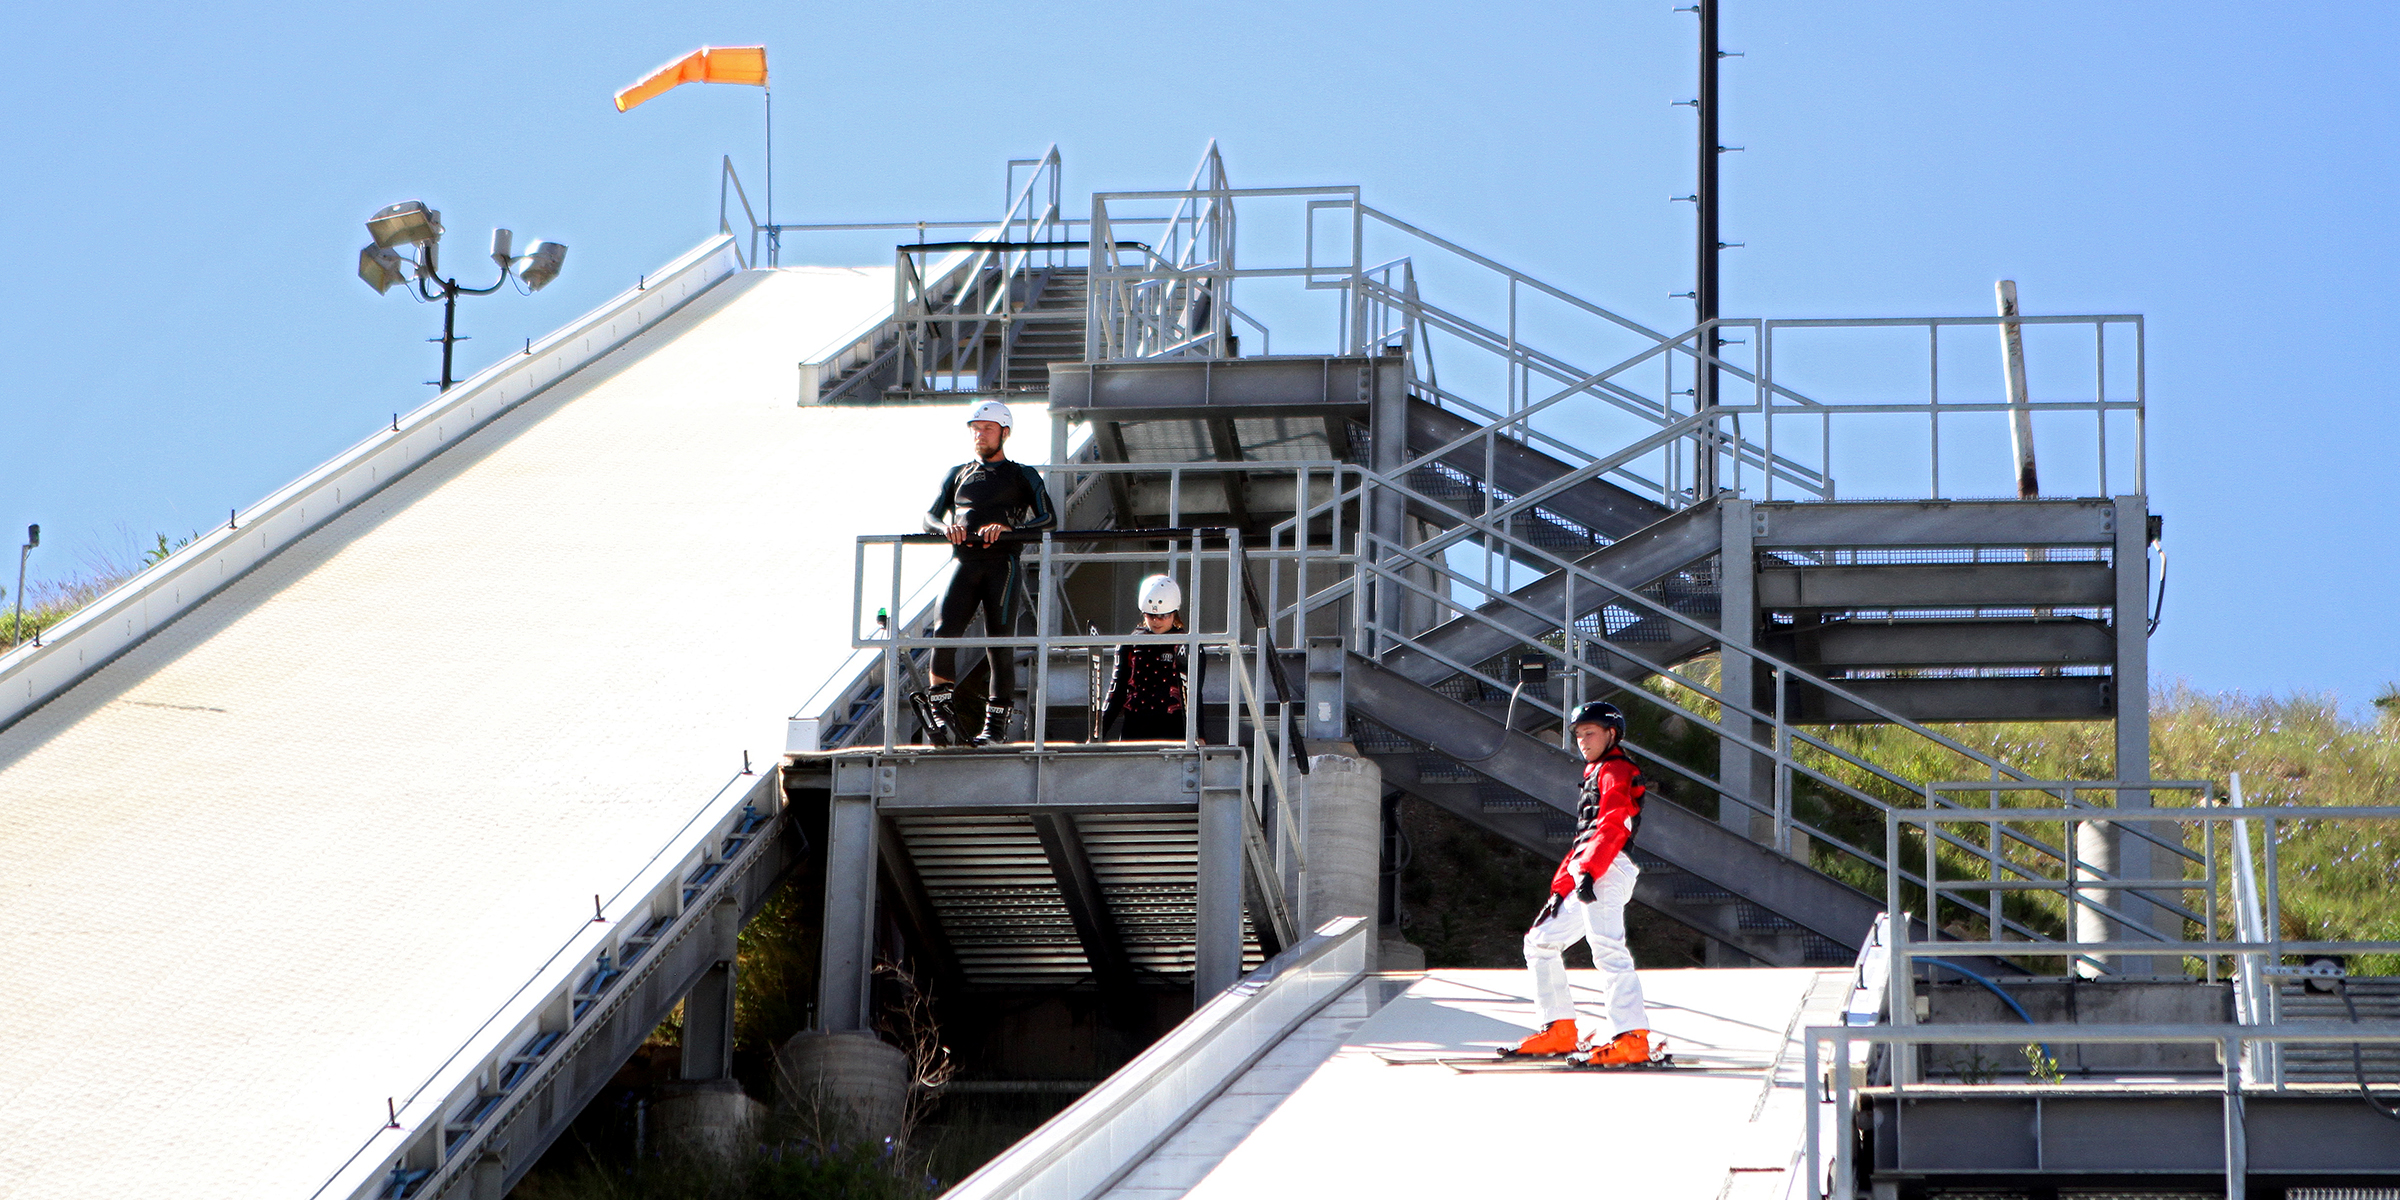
[849,527,1310,889]
[1805,1022,2400,1200]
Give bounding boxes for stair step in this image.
[1477,785,1547,814]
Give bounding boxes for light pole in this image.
[11,524,37,649]
[357,201,567,390]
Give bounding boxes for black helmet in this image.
[1568,701,1626,735]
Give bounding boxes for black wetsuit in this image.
[925,457,1056,702]
[1102,626,1206,742]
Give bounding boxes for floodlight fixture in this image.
[358,244,408,295]
[518,242,567,292]
[367,200,442,250]
[355,199,569,390]
[12,523,38,649]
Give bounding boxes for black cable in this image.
[2338,979,2400,1123]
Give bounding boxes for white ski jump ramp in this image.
[950,917,1849,1200]
[0,240,1025,1198]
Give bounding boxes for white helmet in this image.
[1137,574,1183,615]
[966,399,1014,429]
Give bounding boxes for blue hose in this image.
[1923,957,2055,1066]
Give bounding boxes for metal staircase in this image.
[780,143,2163,972]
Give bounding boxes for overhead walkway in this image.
[0,243,995,1198]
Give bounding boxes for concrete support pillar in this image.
[1302,755,1384,968]
[775,1032,909,1145]
[680,899,739,1081]
[1716,499,1771,842]
[1195,783,1245,1003]
[818,788,879,1032]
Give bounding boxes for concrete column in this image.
[1195,784,1245,1002]
[1716,499,1770,841]
[1302,755,1383,968]
[818,788,879,1032]
[775,1032,909,1144]
[680,899,739,1081]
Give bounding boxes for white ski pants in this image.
[1523,854,1646,1035]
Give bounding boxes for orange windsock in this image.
[614,46,769,112]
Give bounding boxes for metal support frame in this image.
[1807,1022,2400,1200]
[1195,783,1245,1001]
[818,784,880,1033]
[678,898,740,1080]
[1031,812,1138,997]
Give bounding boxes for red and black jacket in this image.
[1550,747,1646,896]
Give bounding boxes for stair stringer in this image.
[1346,653,1884,955]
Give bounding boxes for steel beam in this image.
[1750,499,2118,548]
[1049,354,1399,424]
[2112,494,2162,974]
[1405,398,1671,541]
[1030,812,1137,994]
[877,815,966,998]
[1717,498,1765,839]
[1758,562,2115,609]
[1194,785,1244,1002]
[1769,618,2115,668]
[677,898,739,1080]
[1378,498,1723,687]
[817,746,1237,816]
[1784,676,2113,724]
[818,787,880,1032]
[1205,417,1254,533]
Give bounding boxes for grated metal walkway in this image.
[0,262,1029,1197]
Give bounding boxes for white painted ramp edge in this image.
[943,918,1371,1200]
[0,233,743,732]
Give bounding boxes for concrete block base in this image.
[775,1031,911,1145]
[651,1080,767,1160]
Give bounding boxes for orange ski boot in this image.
[1503,1019,1580,1058]
[1581,1029,1655,1068]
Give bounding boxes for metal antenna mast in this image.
[1693,0,1723,496]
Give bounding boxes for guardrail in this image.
[941,916,1369,1200]
[1804,1022,2400,1200]
[0,234,745,735]
[312,768,788,1200]
[851,523,1313,915]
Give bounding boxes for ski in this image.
[1375,1050,1731,1073]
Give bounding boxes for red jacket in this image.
[1551,749,1646,895]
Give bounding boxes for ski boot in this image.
[1499,1019,1580,1059]
[971,703,1016,748]
[913,685,959,747]
[1575,1029,1661,1069]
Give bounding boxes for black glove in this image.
[1575,872,1597,904]
[1535,893,1564,925]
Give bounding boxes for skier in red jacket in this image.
[1507,701,1657,1067]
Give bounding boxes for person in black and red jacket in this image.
[1100,574,1207,742]
[1505,701,1658,1067]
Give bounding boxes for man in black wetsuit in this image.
[924,400,1056,746]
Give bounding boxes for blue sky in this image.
[3,2,2394,709]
